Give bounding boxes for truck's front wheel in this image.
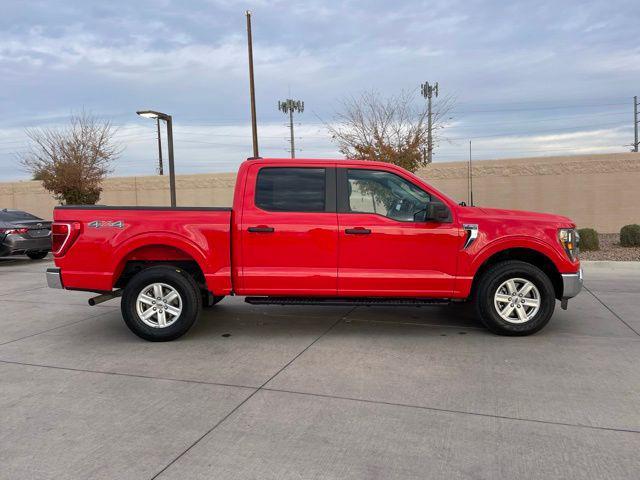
[121,266,201,341]
[475,260,555,336]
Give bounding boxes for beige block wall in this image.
[1,153,638,233]
[417,152,640,233]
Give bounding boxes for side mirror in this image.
[425,201,451,222]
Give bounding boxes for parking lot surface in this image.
[1,256,638,479]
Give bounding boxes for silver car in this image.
[0,209,51,260]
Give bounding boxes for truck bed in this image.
[53,205,233,294]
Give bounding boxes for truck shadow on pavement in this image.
[0,254,52,268]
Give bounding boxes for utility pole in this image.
[246,10,259,158]
[156,118,164,175]
[278,99,304,158]
[420,81,439,163]
[634,96,639,152]
[468,140,474,206]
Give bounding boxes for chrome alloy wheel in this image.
[136,283,183,328]
[493,278,541,324]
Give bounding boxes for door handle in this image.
[345,228,371,235]
[248,226,275,233]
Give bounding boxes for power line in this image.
[451,101,628,114]
[445,122,626,141]
[448,110,629,129]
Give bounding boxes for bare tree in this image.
[327,90,453,172]
[19,112,122,205]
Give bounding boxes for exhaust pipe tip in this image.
[88,290,122,306]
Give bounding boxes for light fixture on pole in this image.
[278,99,304,158]
[136,110,176,207]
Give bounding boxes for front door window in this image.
[347,169,431,222]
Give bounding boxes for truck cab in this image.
[48,158,582,341]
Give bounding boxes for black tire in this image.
[27,251,48,260]
[202,291,225,308]
[121,265,201,341]
[475,260,555,336]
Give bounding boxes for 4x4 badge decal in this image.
[88,220,125,229]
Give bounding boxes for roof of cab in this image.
[244,157,401,170]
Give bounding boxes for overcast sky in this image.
[1,0,638,180]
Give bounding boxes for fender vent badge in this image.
[463,224,479,249]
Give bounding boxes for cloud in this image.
[0,27,281,79]
[0,0,638,180]
[580,49,640,74]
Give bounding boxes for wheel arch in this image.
[470,247,563,300]
[111,235,209,290]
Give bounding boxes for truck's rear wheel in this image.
[475,260,555,336]
[121,266,201,341]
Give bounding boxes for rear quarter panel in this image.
[53,207,232,294]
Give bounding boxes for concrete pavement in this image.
[0,256,638,479]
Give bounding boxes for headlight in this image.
[558,228,579,260]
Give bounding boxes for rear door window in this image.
[255,167,326,212]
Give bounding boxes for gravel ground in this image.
[580,233,640,261]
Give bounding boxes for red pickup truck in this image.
[47,158,582,341]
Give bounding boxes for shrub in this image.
[620,224,640,247]
[578,228,599,251]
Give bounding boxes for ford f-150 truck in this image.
[47,158,582,341]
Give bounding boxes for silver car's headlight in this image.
[558,228,579,260]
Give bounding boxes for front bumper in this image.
[46,267,63,289]
[561,268,583,299]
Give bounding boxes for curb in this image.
[581,260,640,271]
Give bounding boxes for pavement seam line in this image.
[0,269,52,273]
[0,298,116,308]
[347,318,484,330]
[0,285,48,298]
[149,309,352,480]
[260,387,640,435]
[0,308,118,347]
[584,285,640,337]
[0,358,256,390]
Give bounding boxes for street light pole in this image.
[165,115,176,207]
[156,118,164,175]
[137,110,176,207]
